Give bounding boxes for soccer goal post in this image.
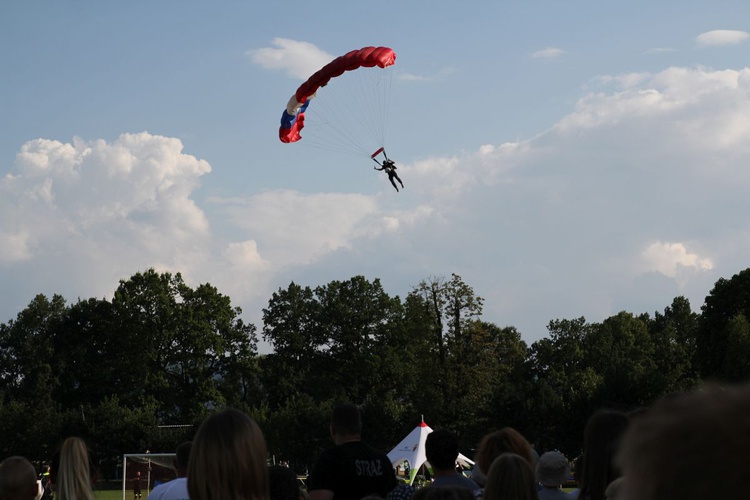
[122,454,175,500]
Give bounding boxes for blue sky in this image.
[2,1,750,352]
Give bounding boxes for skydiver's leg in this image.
[388,175,399,192]
[394,173,404,188]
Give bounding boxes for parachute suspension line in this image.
[353,67,391,149]
[300,65,393,158]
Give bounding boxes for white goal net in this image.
[122,454,176,500]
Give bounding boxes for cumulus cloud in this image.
[696,30,750,46]
[641,242,713,277]
[213,189,432,269]
[0,132,212,304]
[5,64,750,348]
[398,65,750,333]
[531,47,567,60]
[247,38,334,79]
[556,67,750,154]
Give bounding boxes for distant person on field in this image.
[0,456,38,500]
[39,465,52,500]
[147,441,191,500]
[307,403,397,500]
[187,408,269,500]
[133,471,143,500]
[617,383,750,500]
[424,429,480,495]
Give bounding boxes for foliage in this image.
[0,269,258,470]
[3,267,750,470]
[698,268,750,381]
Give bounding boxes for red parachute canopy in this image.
[295,46,396,104]
[279,46,396,144]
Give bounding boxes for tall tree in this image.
[697,268,750,381]
[261,282,325,408]
[110,269,259,422]
[0,294,67,461]
[406,274,484,426]
[528,317,600,455]
[641,296,700,393]
[585,312,657,408]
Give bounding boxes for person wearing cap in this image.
[536,451,574,500]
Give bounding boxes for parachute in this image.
[279,46,396,155]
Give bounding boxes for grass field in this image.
[95,490,148,500]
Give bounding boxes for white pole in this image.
[122,458,127,500]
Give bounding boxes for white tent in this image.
[387,418,474,485]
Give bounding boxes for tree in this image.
[641,296,700,393]
[461,322,529,448]
[528,317,600,455]
[261,276,414,465]
[314,276,406,404]
[698,268,750,381]
[406,274,484,427]
[720,314,750,382]
[585,312,657,408]
[261,282,326,408]
[110,269,259,422]
[0,294,67,461]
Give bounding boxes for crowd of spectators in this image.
[1,382,747,500]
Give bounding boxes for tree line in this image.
[2,267,750,477]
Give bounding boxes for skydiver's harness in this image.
[371,147,395,171]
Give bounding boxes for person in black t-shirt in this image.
[307,403,397,500]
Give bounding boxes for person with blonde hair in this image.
[0,456,39,500]
[187,408,269,500]
[484,453,538,500]
[50,437,97,500]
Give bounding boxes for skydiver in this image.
[374,159,404,192]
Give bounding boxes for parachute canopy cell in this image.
[279,46,396,144]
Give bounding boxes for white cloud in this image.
[531,47,567,60]
[0,132,212,304]
[645,47,677,54]
[5,64,750,349]
[640,242,713,278]
[696,30,750,47]
[396,65,750,333]
[247,38,334,79]
[556,67,750,156]
[0,229,32,263]
[224,240,271,272]
[215,189,433,269]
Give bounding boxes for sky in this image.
[2,1,750,353]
